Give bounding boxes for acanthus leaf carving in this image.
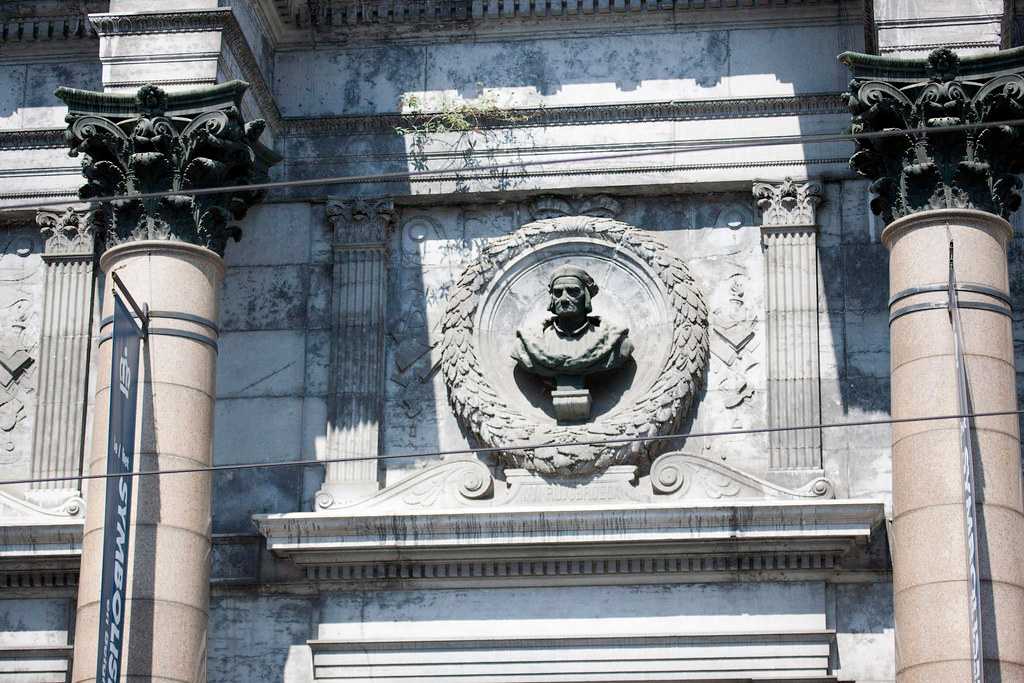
[55,82,280,256]
[840,46,1024,223]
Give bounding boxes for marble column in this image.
[26,208,95,515]
[842,47,1024,681]
[315,198,394,510]
[754,178,823,473]
[55,82,278,682]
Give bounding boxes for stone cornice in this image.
[0,13,96,44]
[255,499,884,584]
[276,0,873,40]
[0,128,64,151]
[289,92,846,137]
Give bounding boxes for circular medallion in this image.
[441,216,709,476]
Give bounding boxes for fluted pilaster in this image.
[26,208,96,515]
[316,198,395,510]
[754,178,823,472]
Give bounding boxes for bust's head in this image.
[547,265,598,324]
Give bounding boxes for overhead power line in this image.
[2,116,1023,213]
[2,408,1021,487]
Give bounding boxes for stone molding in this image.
[840,46,1024,223]
[0,129,65,151]
[307,632,836,681]
[0,490,84,588]
[0,14,96,44]
[755,178,823,472]
[290,93,846,136]
[55,81,281,256]
[255,496,883,585]
[284,0,873,34]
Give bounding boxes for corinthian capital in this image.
[326,198,395,247]
[840,46,1024,224]
[753,178,822,227]
[54,82,281,256]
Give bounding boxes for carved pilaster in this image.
[316,198,395,510]
[840,46,1024,224]
[25,208,95,515]
[54,81,280,256]
[754,178,823,472]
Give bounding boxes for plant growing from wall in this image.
[394,89,536,192]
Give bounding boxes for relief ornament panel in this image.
[440,216,709,476]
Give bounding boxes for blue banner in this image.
[96,293,142,683]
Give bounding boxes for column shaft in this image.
[885,209,1024,682]
[72,242,223,683]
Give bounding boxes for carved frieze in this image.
[840,46,1024,223]
[54,82,280,255]
[440,215,709,477]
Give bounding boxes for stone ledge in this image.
[308,631,840,682]
[0,494,83,589]
[255,499,885,584]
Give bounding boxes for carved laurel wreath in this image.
[440,216,709,477]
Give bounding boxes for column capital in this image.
[753,177,822,229]
[326,197,396,247]
[55,81,281,256]
[840,46,1024,224]
[35,207,95,258]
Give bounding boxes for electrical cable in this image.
[3,116,1024,213]
[2,407,1021,487]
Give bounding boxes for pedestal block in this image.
[884,209,1024,682]
[72,241,223,683]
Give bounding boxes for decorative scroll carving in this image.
[650,452,834,500]
[54,82,280,255]
[440,216,708,477]
[840,46,1024,223]
[308,451,832,512]
[316,198,396,510]
[753,178,822,226]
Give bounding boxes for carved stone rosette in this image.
[440,216,709,477]
[54,82,281,255]
[840,46,1024,223]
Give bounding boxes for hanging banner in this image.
[96,293,142,683]
[948,243,985,683]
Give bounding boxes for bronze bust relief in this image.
[512,265,633,421]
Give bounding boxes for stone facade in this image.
[1,0,1024,681]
